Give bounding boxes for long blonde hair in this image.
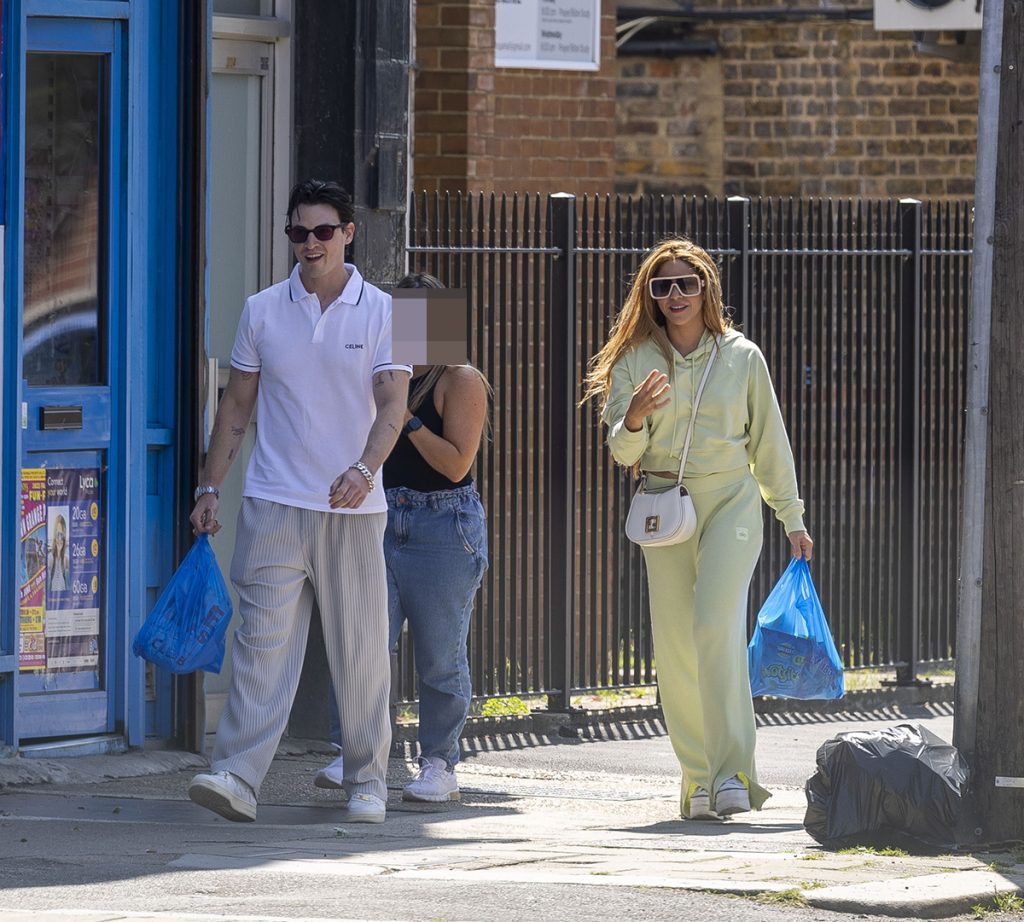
[581,237,731,408]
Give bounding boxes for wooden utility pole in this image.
[954,0,1024,843]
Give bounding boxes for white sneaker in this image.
[403,756,460,803]
[314,744,345,790]
[715,774,751,816]
[682,783,717,820]
[344,792,386,824]
[188,770,257,822]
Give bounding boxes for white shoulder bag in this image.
[624,338,720,547]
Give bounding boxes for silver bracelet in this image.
[349,461,375,492]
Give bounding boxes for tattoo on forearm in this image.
[387,422,399,434]
[228,448,236,461]
[230,426,246,438]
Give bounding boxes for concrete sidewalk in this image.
[0,709,1021,920]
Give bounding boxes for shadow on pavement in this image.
[460,720,668,756]
[755,700,953,726]
[614,818,807,837]
[0,786,527,894]
[449,700,955,757]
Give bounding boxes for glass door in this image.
[17,20,124,740]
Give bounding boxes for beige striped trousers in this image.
[211,497,391,800]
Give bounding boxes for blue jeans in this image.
[328,484,488,766]
[386,484,488,766]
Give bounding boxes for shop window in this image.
[22,53,105,388]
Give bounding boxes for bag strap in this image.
[675,336,721,486]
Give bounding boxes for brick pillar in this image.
[413,0,617,197]
[413,0,495,195]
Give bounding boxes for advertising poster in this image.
[495,0,601,71]
[19,467,103,673]
[44,467,102,671]
[19,469,46,670]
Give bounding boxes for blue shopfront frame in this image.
[1,0,184,749]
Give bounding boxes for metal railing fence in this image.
[400,192,970,706]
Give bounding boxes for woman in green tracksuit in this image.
[583,237,813,821]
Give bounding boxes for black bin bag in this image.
[804,723,969,850]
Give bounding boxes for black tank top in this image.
[384,373,473,492]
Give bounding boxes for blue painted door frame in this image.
[0,0,183,749]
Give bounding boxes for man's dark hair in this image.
[286,179,355,226]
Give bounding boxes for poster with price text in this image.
[19,469,46,670]
[38,467,102,672]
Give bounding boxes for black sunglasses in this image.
[284,223,345,244]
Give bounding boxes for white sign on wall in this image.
[495,0,601,71]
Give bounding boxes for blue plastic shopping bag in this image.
[748,558,844,699]
[132,535,233,674]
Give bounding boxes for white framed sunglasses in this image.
[649,274,704,299]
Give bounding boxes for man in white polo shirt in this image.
[186,179,410,824]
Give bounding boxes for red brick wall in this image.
[615,15,978,198]
[413,0,619,196]
[414,2,979,199]
[617,54,725,196]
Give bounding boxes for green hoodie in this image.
[601,327,806,535]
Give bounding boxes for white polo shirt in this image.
[230,263,411,514]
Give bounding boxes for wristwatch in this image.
[403,416,424,436]
[194,484,219,502]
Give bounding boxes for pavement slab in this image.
[806,869,1024,918]
[0,915,395,922]
[0,708,1021,920]
[0,751,204,789]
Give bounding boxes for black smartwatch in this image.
[403,416,424,436]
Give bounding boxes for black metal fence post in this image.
[546,193,577,712]
[894,198,924,685]
[726,196,751,325]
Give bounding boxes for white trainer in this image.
[344,792,386,824]
[403,756,460,803]
[682,783,717,820]
[314,744,345,790]
[715,774,751,816]
[188,770,257,822]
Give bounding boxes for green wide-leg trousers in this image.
[641,470,771,814]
